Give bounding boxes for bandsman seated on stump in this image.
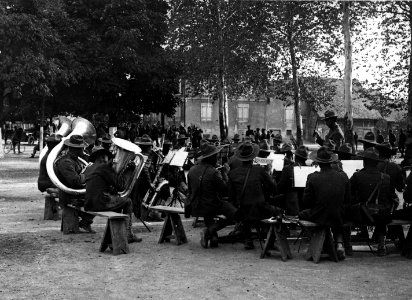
[186,142,237,249]
[299,146,350,260]
[84,146,142,243]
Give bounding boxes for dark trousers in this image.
[204,201,237,236]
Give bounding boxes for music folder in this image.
[293,166,319,187]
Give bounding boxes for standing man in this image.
[245,125,254,138]
[54,135,95,233]
[314,110,344,151]
[399,129,406,158]
[388,129,397,148]
[376,130,385,144]
[353,132,358,151]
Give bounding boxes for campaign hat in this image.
[279,142,293,153]
[357,147,382,161]
[197,142,222,160]
[309,146,338,163]
[137,134,153,146]
[294,145,308,160]
[64,135,85,148]
[323,110,338,120]
[235,141,260,161]
[89,146,112,162]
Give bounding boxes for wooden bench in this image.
[43,188,60,221]
[260,217,292,261]
[150,205,187,245]
[298,220,339,264]
[62,204,129,255]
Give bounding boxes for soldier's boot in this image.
[377,234,387,257]
[127,214,142,243]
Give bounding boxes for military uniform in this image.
[316,123,344,151]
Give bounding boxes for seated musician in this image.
[272,133,283,153]
[279,143,294,168]
[277,145,308,216]
[299,146,350,260]
[228,141,280,250]
[54,135,95,233]
[98,134,112,151]
[392,171,412,258]
[38,134,61,193]
[350,147,392,256]
[187,142,237,249]
[84,146,142,243]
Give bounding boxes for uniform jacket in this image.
[38,150,55,192]
[377,161,404,194]
[301,167,350,226]
[84,163,124,211]
[350,167,391,210]
[228,165,277,220]
[54,152,85,206]
[316,124,344,150]
[187,162,228,217]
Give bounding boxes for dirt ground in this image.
[0,149,411,300]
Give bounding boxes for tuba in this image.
[39,116,72,163]
[111,137,146,198]
[46,117,96,195]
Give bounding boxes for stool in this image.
[300,220,338,263]
[260,218,292,261]
[44,188,60,220]
[150,206,187,245]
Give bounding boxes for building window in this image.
[285,106,294,123]
[201,103,212,122]
[238,103,249,122]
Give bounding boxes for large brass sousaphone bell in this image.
[46,117,96,195]
[38,116,72,163]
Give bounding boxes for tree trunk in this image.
[40,98,45,153]
[217,69,228,139]
[343,2,354,153]
[405,3,412,163]
[288,32,303,146]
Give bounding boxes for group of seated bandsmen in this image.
[186,131,411,260]
[37,124,411,260]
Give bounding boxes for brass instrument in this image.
[39,116,72,163]
[111,137,146,198]
[142,148,167,207]
[46,117,96,195]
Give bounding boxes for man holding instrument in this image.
[54,135,95,233]
[314,110,344,151]
[84,146,142,243]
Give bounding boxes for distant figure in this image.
[314,110,344,151]
[376,130,384,144]
[388,129,396,148]
[399,129,406,158]
[245,125,254,138]
[11,126,23,154]
[353,132,358,150]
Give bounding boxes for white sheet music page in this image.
[341,160,364,179]
[267,153,285,171]
[293,166,319,187]
[170,151,189,167]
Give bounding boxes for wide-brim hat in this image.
[258,139,271,152]
[235,141,260,161]
[208,134,219,142]
[137,134,153,146]
[64,135,85,148]
[89,146,113,162]
[279,142,293,153]
[309,146,338,163]
[98,134,112,144]
[273,134,283,143]
[359,131,378,146]
[357,147,382,161]
[197,142,223,160]
[233,134,240,141]
[323,110,338,120]
[294,145,308,159]
[333,143,354,156]
[375,142,393,156]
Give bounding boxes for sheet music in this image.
[267,153,285,171]
[163,150,176,164]
[341,160,364,179]
[170,151,188,167]
[293,166,319,188]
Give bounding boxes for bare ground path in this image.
[0,154,411,300]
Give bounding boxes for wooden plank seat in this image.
[260,217,292,261]
[62,204,129,255]
[44,188,60,221]
[298,220,339,264]
[150,205,187,245]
